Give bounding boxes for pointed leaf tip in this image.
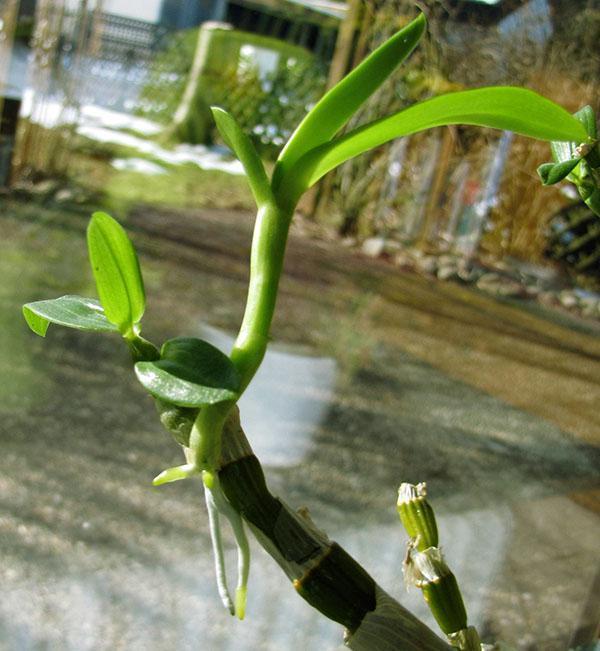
[211,106,272,207]
[22,295,119,336]
[153,463,197,486]
[273,13,426,194]
[23,306,50,337]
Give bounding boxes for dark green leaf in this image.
[211,107,273,207]
[282,87,588,202]
[22,295,119,337]
[87,212,145,334]
[273,13,426,193]
[135,337,240,407]
[127,335,160,362]
[537,158,581,185]
[155,399,197,446]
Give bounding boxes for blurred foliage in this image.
[316,0,600,274]
[324,2,455,237]
[546,203,600,285]
[15,16,34,40]
[138,28,327,158]
[15,123,253,214]
[137,29,197,126]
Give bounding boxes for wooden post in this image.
[168,21,234,144]
[0,0,20,119]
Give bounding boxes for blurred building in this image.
[222,0,344,59]
[160,0,225,31]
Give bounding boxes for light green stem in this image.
[229,200,294,391]
[191,199,294,478]
[190,401,232,483]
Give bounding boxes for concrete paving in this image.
[0,203,598,650]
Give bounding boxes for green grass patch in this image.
[66,134,254,212]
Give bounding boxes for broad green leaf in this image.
[211,107,273,207]
[87,212,145,333]
[22,295,119,337]
[283,87,588,202]
[272,13,426,191]
[537,158,581,185]
[135,337,240,407]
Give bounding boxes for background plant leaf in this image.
[87,212,146,333]
[23,295,119,337]
[284,87,588,202]
[272,13,426,192]
[211,107,273,207]
[135,337,240,407]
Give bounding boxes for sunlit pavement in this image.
[0,203,598,650]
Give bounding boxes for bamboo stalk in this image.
[217,407,452,651]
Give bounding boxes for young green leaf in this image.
[211,107,273,207]
[135,337,240,407]
[87,212,146,334]
[537,158,581,185]
[153,463,197,486]
[272,13,426,192]
[574,105,597,139]
[550,109,598,171]
[281,87,588,203]
[23,295,119,337]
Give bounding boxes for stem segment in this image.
[190,200,293,479]
[217,408,451,650]
[230,200,294,392]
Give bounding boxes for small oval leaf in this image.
[23,295,119,337]
[87,212,145,333]
[537,158,581,185]
[135,337,240,407]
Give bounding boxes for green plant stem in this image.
[190,400,232,486]
[191,199,294,480]
[217,408,451,650]
[230,200,294,391]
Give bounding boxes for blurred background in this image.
[0,1,599,650]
